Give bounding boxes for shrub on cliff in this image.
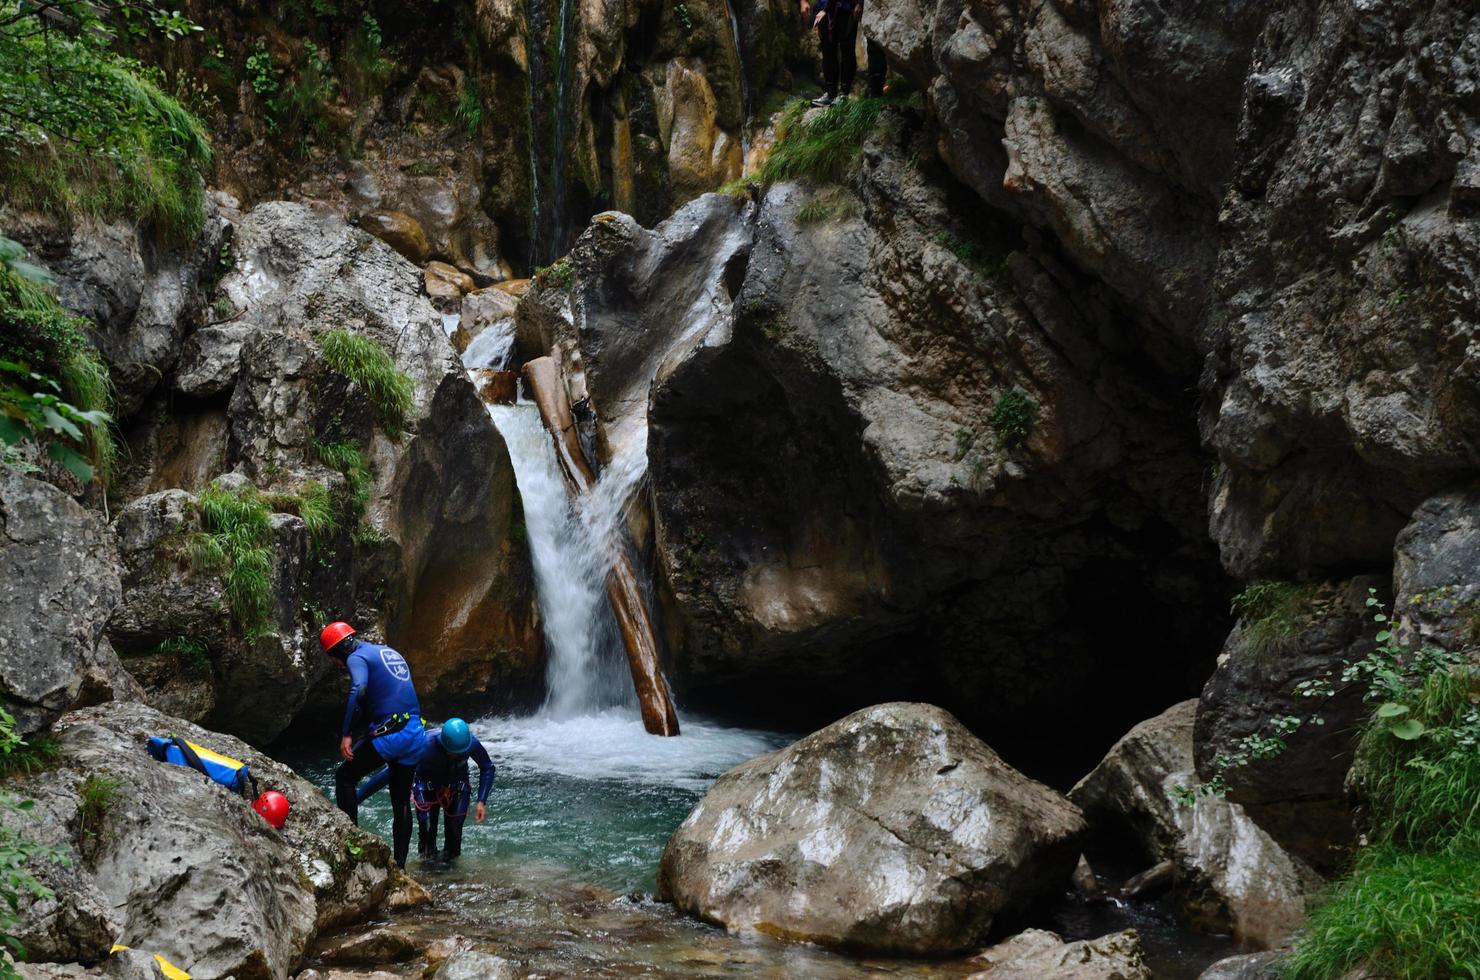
[0,0,211,244]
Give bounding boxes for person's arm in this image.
[471,738,495,822]
[340,654,368,759]
[356,765,390,804]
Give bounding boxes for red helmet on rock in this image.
[319,621,356,656]
[253,790,290,829]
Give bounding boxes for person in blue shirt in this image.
[357,717,495,864]
[320,621,426,868]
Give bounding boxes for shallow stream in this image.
[286,710,1243,978]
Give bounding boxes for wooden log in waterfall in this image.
[521,357,681,736]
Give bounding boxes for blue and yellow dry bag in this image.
[146,736,259,799]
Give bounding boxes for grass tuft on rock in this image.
[1230,581,1319,659]
[735,96,887,193]
[153,635,211,676]
[313,439,372,520]
[319,330,414,439]
[191,483,275,639]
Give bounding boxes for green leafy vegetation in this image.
[1230,580,1319,659]
[312,439,372,521]
[0,712,58,783]
[674,1,695,33]
[0,708,66,975]
[990,388,1038,450]
[0,1,211,244]
[76,774,120,850]
[0,238,115,482]
[1182,588,1480,977]
[319,331,414,439]
[344,13,392,103]
[266,482,337,548]
[455,78,482,136]
[153,635,211,676]
[190,483,275,639]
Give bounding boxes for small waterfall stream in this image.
[720,0,753,158]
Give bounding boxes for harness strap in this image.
[369,712,414,738]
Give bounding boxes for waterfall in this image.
[487,403,640,716]
[720,0,753,158]
[524,0,577,266]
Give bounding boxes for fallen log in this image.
[521,357,681,736]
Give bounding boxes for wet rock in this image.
[658,703,1086,955]
[1071,701,1321,949]
[1071,854,1102,902]
[1393,491,1480,653]
[9,702,397,977]
[658,59,743,207]
[1193,578,1380,872]
[459,288,518,351]
[1197,951,1285,980]
[360,210,430,264]
[1119,860,1175,900]
[432,951,516,980]
[424,261,474,310]
[966,928,1151,980]
[317,927,420,965]
[0,465,138,735]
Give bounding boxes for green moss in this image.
[1230,581,1319,660]
[190,482,275,639]
[990,388,1038,450]
[319,331,414,439]
[456,78,482,136]
[534,257,574,289]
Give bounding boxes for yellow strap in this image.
[185,740,246,771]
[109,943,192,979]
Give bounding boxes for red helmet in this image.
[253,790,290,829]
[319,621,356,655]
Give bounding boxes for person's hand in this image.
[475,802,487,824]
[813,9,825,26]
[340,736,354,761]
[800,1,810,15]
[852,4,861,15]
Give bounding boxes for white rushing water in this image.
[484,401,642,717]
[472,710,784,792]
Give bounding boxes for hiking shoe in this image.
[810,93,835,107]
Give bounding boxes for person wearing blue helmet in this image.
[357,717,495,864]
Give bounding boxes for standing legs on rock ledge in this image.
[336,741,416,867]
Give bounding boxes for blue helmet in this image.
[439,718,473,755]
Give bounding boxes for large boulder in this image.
[1071,701,1322,949]
[198,201,541,718]
[7,702,399,978]
[657,703,1086,954]
[1193,578,1380,872]
[531,111,1229,772]
[105,483,329,744]
[0,465,140,735]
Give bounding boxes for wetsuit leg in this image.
[442,782,472,861]
[335,739,387,826]
[837,14,859,95]
[387,761,416,868]
[413,782,438,857]
[818,19,839,97]
[865,37,886,96]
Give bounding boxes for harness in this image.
[369,712,415,738]
[412,779,470,817]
